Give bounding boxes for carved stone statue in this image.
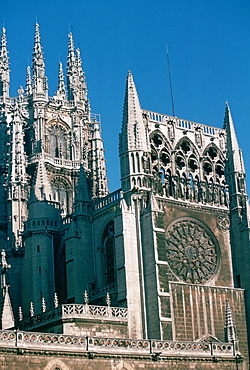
[179,178,186,199]
[193,180,199,202]
[213,184,219,204]
[171,176,178,198]
[186,179,192,201]
[207,182,213,204]
[0,250,11,289]
[199,181,206,203]
[164,174,171,197]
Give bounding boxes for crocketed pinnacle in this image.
[55,62,67,99]
[120,70,147,155]
[0,27,9,70]
[33,158,53,202]
[67,32,75,67]
[32,23,45,78]
[7,104,28,185]
[66,33,87,102]
[0,27,10,98]
[224,299,237,343]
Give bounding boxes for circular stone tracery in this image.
[165,220,218,284]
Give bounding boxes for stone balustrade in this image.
[19,303,128,330]
[93,189,122,211]
[0,329,239,359]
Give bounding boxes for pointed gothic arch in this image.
[150,129,172,152]
[44,359,70,370]
[102,221,116,285]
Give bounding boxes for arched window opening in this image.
[152,134,162,148]
[131,153,136,173]
[188,157,198,172]
[160,168,165,184]
[208,146,217,160]
[203,162,212,176]
[136,153,140,172]
[180,141,190,153]
[160,151,170,166]
[176,155,185,170]
[103,222,116,285]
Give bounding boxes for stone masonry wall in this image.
[0,349,246,370]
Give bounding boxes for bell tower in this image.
[116,71,247,356]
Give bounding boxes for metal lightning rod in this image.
[166,44,175,117]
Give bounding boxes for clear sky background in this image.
[1,1,250,193]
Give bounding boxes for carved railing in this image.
[19,303,128,330]
[61,304,127,320]
[28,153,80,169]
[93,189,122,211]
[144,109,219,136]
[151,339,235,357]
[0,330,239,358]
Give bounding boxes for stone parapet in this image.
[0,329,240,360]
[19,303,128,331]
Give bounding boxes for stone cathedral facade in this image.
[0,24,249,369]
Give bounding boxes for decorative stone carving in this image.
[165,219,218,284]
[217,215,230,233]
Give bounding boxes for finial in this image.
[41,297,46,312]
[128,69,132,76]
[30,302,34,317]
[83,290,89,305]
[54,292,59,308]
[18,306,23,321]
[106,292,111,307]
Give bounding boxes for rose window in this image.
[165,220,218,284]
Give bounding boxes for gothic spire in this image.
[224,102,245,175]
[91,117,109,199]
[66,32,87,103]
[120,70,147,155]
[0,27,10,101]
[55,62,67,100]
[224,299,237,343]
[32,23,48,99]
[5,104,28,249]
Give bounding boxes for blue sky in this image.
[2,1,250,192]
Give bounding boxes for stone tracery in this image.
[165,219,219,284]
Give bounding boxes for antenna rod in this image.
[166,44,175,117]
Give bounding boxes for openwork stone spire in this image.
[66,33,87,103]
[0,27,10,100]
[32,23,48,98]
[224,299,237,343]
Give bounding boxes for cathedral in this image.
[0,23,249,369]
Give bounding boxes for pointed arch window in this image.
[103,222,116,284]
